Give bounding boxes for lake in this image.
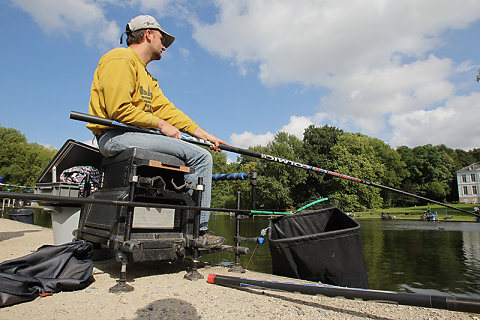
[206,213,480,298]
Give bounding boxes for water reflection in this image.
[207,214,480,297]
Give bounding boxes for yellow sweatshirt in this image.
[87,47,199,136]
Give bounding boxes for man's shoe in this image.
[201,232,225,249]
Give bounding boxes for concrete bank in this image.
[0,218,477,320]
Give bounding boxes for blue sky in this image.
[1,0,480,158]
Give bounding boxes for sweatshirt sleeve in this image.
[150,78,199,135]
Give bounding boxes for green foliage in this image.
[299,125,344,203]
[397,144,456,202]
[0,126,57,187]
[241,132,307,210]
[424,181,448,202]
[327,133,406,210]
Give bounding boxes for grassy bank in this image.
[353,203,479,222]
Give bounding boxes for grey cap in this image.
[124,15,175,48]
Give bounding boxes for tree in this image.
[0,126,56,187]
[328,133,407,210]
[298,125,344,204]
[424,181,447,202]
[397,144,455,202]
[239,132,306,210]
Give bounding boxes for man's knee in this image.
[194,147,213,166]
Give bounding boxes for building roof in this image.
[457,162,480,173]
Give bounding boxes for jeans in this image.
[97,130,212,231]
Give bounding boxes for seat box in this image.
[101,147,193,190]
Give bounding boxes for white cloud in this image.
[192,0,480,86]
[10,0,182,49]
[230,131,275,149]
[192,0,480,149]
[279,116,313,139]
[11,0,120,48]
[389,93,480,149]
[319,55,456,135]
[229,115,313,148]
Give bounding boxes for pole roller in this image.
[70,111,478,217]
[207,274,480,314]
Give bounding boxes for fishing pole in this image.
[207,274,480,314]
[0,191,288,216]
[70,111,478,217]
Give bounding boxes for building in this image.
[457,162,480,204]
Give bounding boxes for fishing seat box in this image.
[77,147,197,262]
[268,207,369,288]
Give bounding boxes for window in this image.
[462,175,467,183]
[472,174,476,182]
[464,186,469,195]
[473,186,478,194]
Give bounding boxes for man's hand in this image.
[158,118,181,139]
[193,127,229,152]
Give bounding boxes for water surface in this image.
[207,214,480,297]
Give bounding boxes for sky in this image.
[1,0,480,159]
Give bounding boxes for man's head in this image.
[123,15,175,48]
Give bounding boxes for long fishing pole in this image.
[70,111,478,217]
[207,274,480,314]
[0,191,290,216]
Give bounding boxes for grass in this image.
[353,203,479,222]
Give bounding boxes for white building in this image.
[457,162,480,204]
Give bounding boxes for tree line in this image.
[211,125,480,211]
[0,127,57,189]
[2,124,479,211]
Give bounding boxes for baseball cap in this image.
[120,15,175,48]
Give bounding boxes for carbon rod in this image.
[0,191,245,214]
[207,274,480,314]
[70,111,477,217]
[0,191,291,216]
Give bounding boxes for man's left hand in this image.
[193,127,229,152]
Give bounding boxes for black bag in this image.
[0,240,94,307]
[268,207,369,288]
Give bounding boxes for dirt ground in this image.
[0,218,478,320]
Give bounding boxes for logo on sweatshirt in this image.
[140,86,153,112]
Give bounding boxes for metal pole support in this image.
[229,191,246,273]
[184,176,205,281]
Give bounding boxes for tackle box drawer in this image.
[35,182,81,198]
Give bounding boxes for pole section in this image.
[207,274,480,314]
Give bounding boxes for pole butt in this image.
[207,274,217,284]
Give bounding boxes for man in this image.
[87,15,227,248]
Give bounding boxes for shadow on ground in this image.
[132,298,200,320]
[0,230,41,242]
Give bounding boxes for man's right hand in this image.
[158,118,181,139]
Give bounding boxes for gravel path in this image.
[0,218,478,320]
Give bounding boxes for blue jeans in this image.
[97,130,212,231]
